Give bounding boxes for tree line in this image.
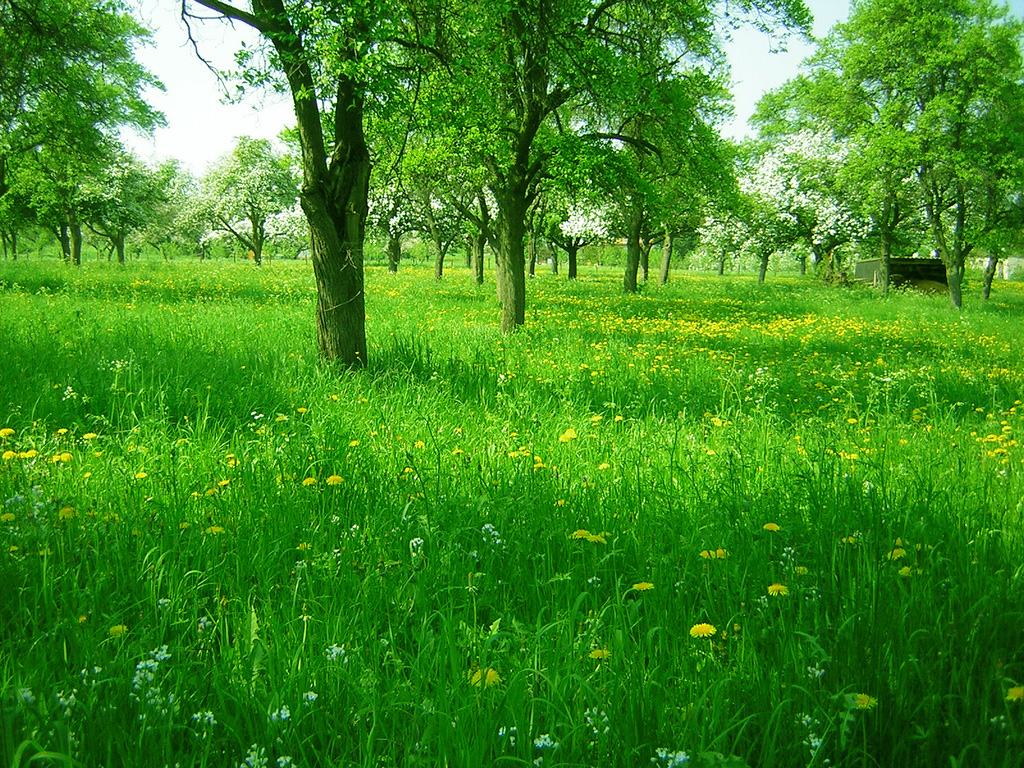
[2,0,1022,369]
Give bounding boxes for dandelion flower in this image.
[326,475,344,486]
[2,451,14,461]
[0,428,14,438]
[700,548,728,559]
[204,525,225,535]
[559,428,578,443]
[589,648,611,660]
[296,542,312,551]
[689,623,717,638]
[571,529,592,540]
[585,533,607,544]
[301,477,318,487]
[794,566,808,576]
[597,462,611,470]
[109,624,128,638]
[886,548,906,561]
[468,667,502,688]
[632,581,654,592]
[767,583,789,597]
[853,693,877,710]
[763,522,780,532]
[1,513,13,523]
[82,433,98,440]
[898,566,912,577]
[1006,686,1024,702]
[840,535,857,544]
[134,471,148,480]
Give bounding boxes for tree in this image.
[429,0,811,330]
[1,0,162,222]
[547,197,610,280]
[199,137,297,265]
[82,149,164,263]
[772,0,1024,305]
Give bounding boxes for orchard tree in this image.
[1,0,161,212]
[547,196,610,279]
[199,137,297,265]
[429,0,811,330]
[83,150,164,263]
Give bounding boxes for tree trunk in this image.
[758,252,770,283]
[659,230,672,285]
[982,254,999,300]
[717,251,726,276]
[69,214,83,267]
[472,231,485,285]
[550,246,558,276]
[623,209,642,293]
[568,247,578,280]
[946,263,964,309]
[640,241,650,283]
[495,186,527,333]
[115,233,126,265]
[528,235,537,278]
[798,254,807,276]
[434,248,445,280]
[387,235,401,273]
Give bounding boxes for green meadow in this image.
[1,259,1023,768]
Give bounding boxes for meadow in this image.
[1,257,1023,768]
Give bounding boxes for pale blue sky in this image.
[127,0,1023,172]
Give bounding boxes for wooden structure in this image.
[854,257,947,289]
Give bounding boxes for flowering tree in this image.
[546,197,610,279]
[199,137,297,266]
[741,131,869,276]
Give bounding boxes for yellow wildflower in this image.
[1006,686,1024,702]
[588,648,611,660]
[767,583,789,597]
[134,471,148,480]
[853,693,877,710]
[326,475,344,485]
[468,667,502,688]
[109,624,128,638]
[302,477,318,486]
[689,623,716,638]
[631,582,654,592]
[0,428,14,438]
[763,522,781,532]
[558,428,578,442]
[571,529,592,540]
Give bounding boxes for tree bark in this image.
[640,241,651,283]
[472,230,485,285]
[387,235,401,273]
[69,214,82,267]
[495,188,527,332]
[115,233,126,265]
[659,229,672,285]
[982,254,999,300]
[758,251,770,283]
[550,246,558,275]
[528,234,537,278]
[717,251,726,276]
[623,208,642,293]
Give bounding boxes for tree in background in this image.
[198,137,297,266]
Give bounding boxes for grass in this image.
[1,258,1023,768]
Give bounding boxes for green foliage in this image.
[1,261,1023,766]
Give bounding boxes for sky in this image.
[124,0,1022,173]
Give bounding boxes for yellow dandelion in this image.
[898,566,912,577]
[414,440,426,449]
[597,462,611,470]
[588,648,611,660]
[1006,686,1024,702]
[0,428,14,438]
[109,624,128,638]
[1,512,14,523]
[179,522,191,530]
[58,452,72,462]
[887,548,906,561]
[296,407,308,414]
[2,450,15,461]
[78,614,87,625]
[632,581,654,592]
[218,479,231,487]
[348,440,360,447]
[558,428,578,442]
[296,542,312,551]
[468,667,502,688]
[134,471,148,480]
[82,432,98,440]
[763,522,780,532]
[840,535,858,544]
[326,475,344,485]
[585,533,607,544]
[301,477,318,486]
[767,583,789,597]
[794,566,808,576]
[689,623,717,638]
[204,525,225,535]
[571,529,592,540]
[853,693,877,710]
[59,507,76,521]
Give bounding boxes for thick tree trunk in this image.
[568,248,578,280]
[550,246,558,275]
[659,230,672,285]
[528,235,537,278]
[982,254,999,300]
[496,203,527,332]
[387,235,401,273]
[69,214,83,267]
[640,242,651,283]
[946,263,964,309]
[623,211,642,293]
[115,233,126,265]
[717,252,726,276]
[434,249,445,281]
[758,252,770,283]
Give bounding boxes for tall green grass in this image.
[1,259,1023,767]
